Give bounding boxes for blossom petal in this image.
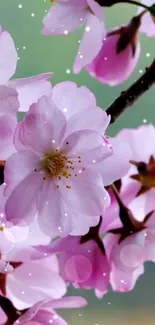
[5,172,43,223]
[137,0,155,37]
[92,135,132,186]
[62,130,112,165]
[14,96,67,154]
[52,81,96,119]
[66,106,110,135]
[110,263,144,292]
[73,14,105,73]
[59,169,110,216]
[44,296,87,309]
[8,73,53,112]
[0,27,17,84]
[42,4,87,35]
[0,85,19,116]
[4,151,40,196]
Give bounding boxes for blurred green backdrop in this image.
[0,0,155,323]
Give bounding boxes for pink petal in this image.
[0,27,17,84]
[66,106,110,135]
[52,81,96,119]
[119,125,155,162]
[111,232,146,273]
[59,169,110,216]
[145,189,155,215]
[0,115,17,160]
[4,151,40,197]
[13,301,44,324]
[44,296,87,309]
[62,129,112,165]
[34,310,68,325]
[92,135,132,186]
[11,259,66,295]
[5,172,43,223]
[8,73,53,112]
[110,263,144,292]
[86,32,140,85]
[42,4,87,35]
[37,181,75,238]
[137,0,155,37]
[14,96,66,154]
[0,85,19,116]
[73,13,105,73]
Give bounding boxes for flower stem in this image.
[95,0,155,14]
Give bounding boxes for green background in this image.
[1,0,155,323]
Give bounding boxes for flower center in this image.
[130,155,155,195]
[41,151,68,178]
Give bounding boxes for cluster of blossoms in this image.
[0,0,155,324]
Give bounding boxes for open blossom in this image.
[137,0,155,37]
[35,234,110,299]
[4,79,132,238]
[14,296,87,325]
[86,16,141,85]
[0,26,52,112]
[4,94,113,238]
[42,0,105,73]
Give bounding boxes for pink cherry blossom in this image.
[103,210,155,292]
[0,26,52,112]
[14,296,87,325]
[42,1,105,73]
[4,95,113,238]
[86,24,140,85]
[137,0,155,37]
[35,235,110,299]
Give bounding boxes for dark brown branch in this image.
[0,295,27,325]
[106,59,155,124]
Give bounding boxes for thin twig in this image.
[106,59,155,124]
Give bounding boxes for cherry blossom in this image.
[35,233,110,299]
[42,0,105,73]
[4,95,113,238]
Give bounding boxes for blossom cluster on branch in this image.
[0,0,155,324]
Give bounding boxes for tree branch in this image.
[0,295,27,325]
[106,59,155,124]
